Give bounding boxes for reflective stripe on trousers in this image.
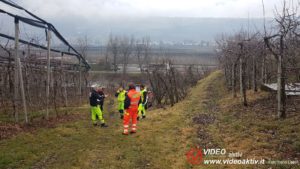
[123,109,138,133]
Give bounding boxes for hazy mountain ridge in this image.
[50,17,269,44]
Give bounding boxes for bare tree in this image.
[135,39,144,72]
[107,34,119,72]
[263,0,299,118]
[77,35,88,59]
[217,0,300,118]
[120,36,134,79]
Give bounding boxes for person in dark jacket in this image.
[97,87,106,111]
[89,86,108,127]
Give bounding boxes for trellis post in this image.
[15,18,28,123]
[46,27,51,120]
[61,53,68,107]
[14,18,19,122]
[79,58,82,104]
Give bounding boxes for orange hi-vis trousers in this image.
[123,108,138,134]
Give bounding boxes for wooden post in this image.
[46,28,51,120]
[61,54,68,107]
[18,54,28,123]
[239,57,243,96]
[261,56,266,84]
[14,18,19,122]
[239,43,247,106]
[252,55,257,92]
[79,58,82,104]
[277,36,286,118]
[15,18,28,123]
[232,64,237,98]
[64,73,68,107]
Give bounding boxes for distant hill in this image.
[51,17,268,44]
[0,16,270,44]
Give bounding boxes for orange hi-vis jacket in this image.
[124,89,141,110]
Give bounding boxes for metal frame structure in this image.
[0,0,90,122]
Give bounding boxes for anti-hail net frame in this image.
[0,0,90,122]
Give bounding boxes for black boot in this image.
[101,123,108,128]
[142,115,146,119]
[137,116,140,121]
[120,110,124,120]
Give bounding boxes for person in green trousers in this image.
[89,86,108,127]
[138,84,148,120]
[115,87,127,119]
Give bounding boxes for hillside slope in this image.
[0,71,299,169]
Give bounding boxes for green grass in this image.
[0,106,89,123]
[0,72,224,169]
[1,71,299,169]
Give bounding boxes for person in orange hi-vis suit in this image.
[123,84,141,135]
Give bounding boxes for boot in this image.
[120,110,124,120]
[142,115,146,119]
[101,123,108,128]
[130,130,137,134]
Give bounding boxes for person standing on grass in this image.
[115,86,127,119]
[122,84,141,135]
[138,84,148,120]
[97,87,108,111]
[89,86,108,128]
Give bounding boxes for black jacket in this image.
[89,90,104,107]
[97,91,105,106]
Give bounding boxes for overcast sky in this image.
[11,0,287,19]
[1,0,295,43]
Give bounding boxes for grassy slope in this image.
[0,71,299,169]
[190,72,300,169]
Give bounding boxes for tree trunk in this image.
[261,55,266,84]
[232,63,237,98]
[224,66,229,87]
[113,53,117,72]
[79,59,82,104]
[247,62,252,90]
[277,36,286,118]
[252,55,258,92]
[239,44,247,106]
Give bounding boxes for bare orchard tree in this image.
[107,34,120,72]
[142,37,151,71]
[216,33,247,99]
[0,40,16,119]
[135,37,151,73]
[147,58,201,107]
[264,1,300,118]
[77,35,88,59]
[217,31,264,107]
[216,0,300,118]
[135,39,144,72]
[119,36,134,79]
